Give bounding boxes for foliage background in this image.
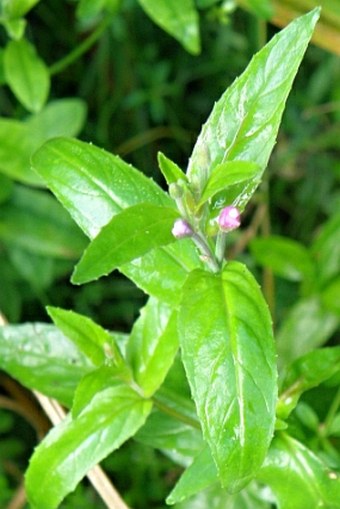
[0,0,339,507]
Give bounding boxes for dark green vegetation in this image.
[0,1,339,508]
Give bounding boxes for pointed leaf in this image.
[0,323,93,406]
[198,161,260,207]
[31,137,202,303]
[179,261,277,492]
[2,0,41,18]
[258,435,340,509]
[311,212,340,286]
[25,382,152,509]
[187,9,320,205]
[126,297,179,397]
[158,151,187,185]
[4,38,50,112]
[137,0,200,54]
[72,203,179,284]
[46,306,125,369]
[277,347,340,419]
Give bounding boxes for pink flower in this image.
[218,206,241,232]
[172,219,193,238]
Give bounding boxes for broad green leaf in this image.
[276,296,339,367]
[277,347,340,419]
[72,203,179,284]
[167,446,218,504]
[2,0,41,18]
[46,306,125,369]
[0,323,93,407]
[187,9,320,203]
[179,261,277,492]
[250,235,316,283]
[137,0,200,55]
[4,39,50,112]
[198,161,260,207]
[257,434,340,509]
[312,213,340,286]
[0,100,86,185]
[158,151,188,185]
[329,413,340,437]
[31,137,203,303]
[25,383,152,509]
[135,410,204,462]
[0,186,87,258]
[126,297,179,397]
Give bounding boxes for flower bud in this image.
[172,219,193,239]
[218,206,241,232]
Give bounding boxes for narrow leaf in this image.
[187,9,320,204]
[311,212,340,285]
[31,137,203,303]
[179,261,277,492]
[0,323,93,406]
[198,161,260,207]
[25,383,152,509]
[72,203,179,284]
[258,434,340,509]
[158,151,188,185]
[137,0,200,54]
[126,297,179,397]
[46,306,125,369]
[4,38,50,112]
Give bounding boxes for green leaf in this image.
[198,161,260,207]
[0,323,93,407]
[187,8,320,202]
[2,0,41,18]
[2,17,26,39]
[277,346,340,419]
[0,100,86,185]
[0,186,87,259]
[31,137,202,303]
[240,0,273,19]
[179,261,277,492]
[4,38,50,112]
[76,0,121,20]
[250,235,316,283]
[46,306,125,369]
[257,434,340,509]
[276,296,339,367]
[137,0,200,55]
[158,152,188,185]
[0,175,13,204]
[72,203,179,284]
[312,213,340,286]
[135,409,204,461]
[167,446,218,504]
[321,277,340,316]
[25,383,152,509]
[126,297,179,397]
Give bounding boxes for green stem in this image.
[323,387,340,434]
[49,16,112,76]
[153,396,200,430]
[192,232,220,273]
[215,231,227,264]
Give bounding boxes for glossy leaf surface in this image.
[47,306,125,368]
[198,161,259,207]
[258,434,340,509]
[187,9,320,202]
[250,235,315,283]
[72,203,179,284]
[276,296,339,366]
[126,297,179,397]
[277,347,340,419]
[179,261,277,492]
[4,38,50,112]
[32,137,202,303]
[137,0,200,54]
[0,323,93,406]
[158,151,187,185]
[26,383,152,509]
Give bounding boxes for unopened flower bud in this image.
[218,206,241,232]
[172,219,193,239]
